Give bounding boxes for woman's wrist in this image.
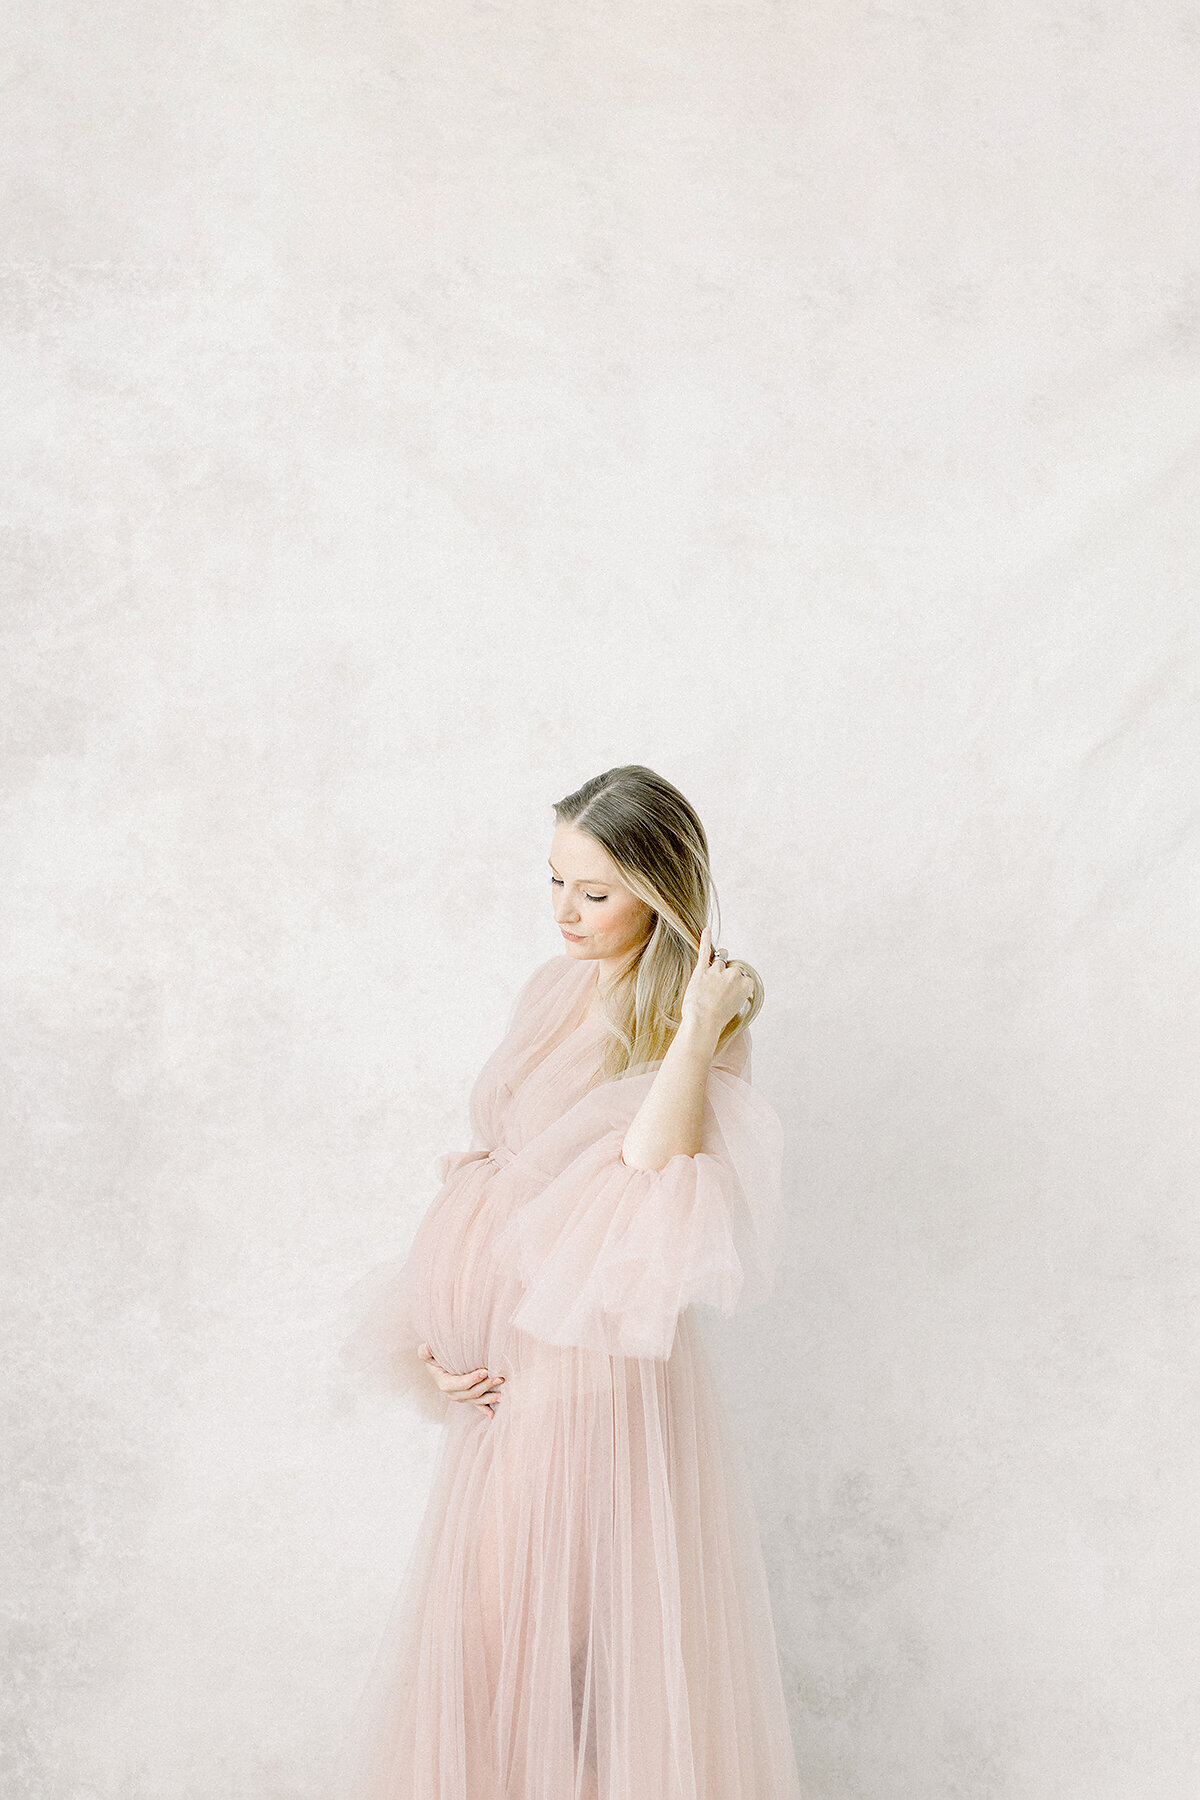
[674,1010,721,1062]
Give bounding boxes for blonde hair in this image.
[552,764,764,1083]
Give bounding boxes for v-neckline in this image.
[505,963,607,1116]
[572,960,604,1030]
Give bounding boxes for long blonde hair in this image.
[552,764,764,1083]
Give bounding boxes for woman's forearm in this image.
[620,1014,720,1171]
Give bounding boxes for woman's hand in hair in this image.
[620,927,746,1170]
[680,925,754,1043]
[417,1342,505,1415]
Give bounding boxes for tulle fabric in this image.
[332,954,801,1800]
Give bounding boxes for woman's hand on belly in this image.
[417,1342,506,1415]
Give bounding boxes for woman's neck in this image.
[584,953,634,1017]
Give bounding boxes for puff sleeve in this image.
[492,1032,784,1361]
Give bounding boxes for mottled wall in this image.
[3,3,1198,1797]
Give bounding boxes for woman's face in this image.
[549,823,655,969]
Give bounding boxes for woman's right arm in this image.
[619,927,754,1171]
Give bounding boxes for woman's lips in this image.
[561,930,585,942]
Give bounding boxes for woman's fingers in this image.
[461,1370,503,1397]
[443,1367,506,1401]
[416,1345,506,1407]
[681,926,754,1037]
[696,926,742,980]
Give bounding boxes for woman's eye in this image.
[550,876,606,903]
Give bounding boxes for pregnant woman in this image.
[333,763,802,1800]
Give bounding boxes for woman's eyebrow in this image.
[548,860,608,885]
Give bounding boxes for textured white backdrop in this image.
[3,3,1198,1797]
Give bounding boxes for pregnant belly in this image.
[409,1144,521,1377]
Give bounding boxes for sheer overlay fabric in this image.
[333,953,802,1800]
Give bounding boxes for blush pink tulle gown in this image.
[332,952,802,1800]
